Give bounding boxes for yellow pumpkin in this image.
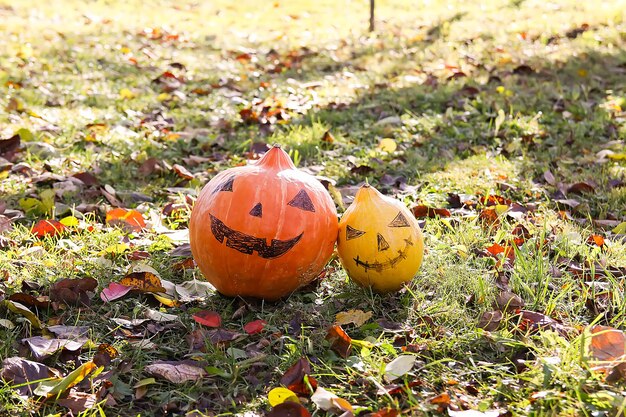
[337,184,424,293]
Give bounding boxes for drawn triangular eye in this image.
[388,211,410,228]
[213,176,234,194]
[377,233,390,251]
[346,225,366,240]
[249,203,262,218]
[288,189,315,212]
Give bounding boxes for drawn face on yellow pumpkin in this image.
[337,185,424,293]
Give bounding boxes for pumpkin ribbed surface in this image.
[189,145,338,300]
[337,184,424,293]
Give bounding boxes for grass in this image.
[1,0,626,415]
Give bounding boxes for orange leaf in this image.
[31,220,65,238]
[486,243,506,256]
[280,357,317,396]
[411,205,451,218]
[370,409,400,417]
[479,207,500,228]
[587,234,605,247]
[589,325,626,364]
[479,194,511,206]
[325,325,352,358]
[429,392,451,406]
[105,208,146,232]
[119,271,165,293]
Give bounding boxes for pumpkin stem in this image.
[256,144,296,170]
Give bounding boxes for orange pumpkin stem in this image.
[256,145,296,171]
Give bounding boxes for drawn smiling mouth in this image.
[210,214,303,259]
[353,238,414,273]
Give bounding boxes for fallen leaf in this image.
[145,360,207,383]
[384,355,417,382]
[31,219,65,238]
[34,361,97,397]
[377,138,397,153]
[2,300,43,329]
[411,205,451,218]
[567,181,596,195]
[120,271,166,293]
[587,235,605,247]
[50,277,98,306]
[267,402,312,417]
[100,282,133,302]
[105,208,146,232]
[478,208,500,228]
[477,310,502,331]
[172,164,194,180]
[207,328,243,344]
[495,290,525,312]
[335,310,373,327]
[93,343,119,368]
[280,357,317,396]
[430,392,451,406]
[588,325,626,367]
[326,325,352,358]
[175,279,215,302]
[8,293,51,309]
[0,357,60,396]
[268,387,299,406]
[244,319,267,335]
[448,409,503,416]
[321,130,335,143]
[311,387,353,413]
[22,336,87,360]
[193,311,222,328]
[0,134,21,159]
[56,391,99,414]
[0,319,15,329]
[145,308,178,322]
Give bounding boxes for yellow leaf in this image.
[607,153,626,161]
[119,88,136,99]
[494,204,509,215]
[157,93,171,102]
[335,309,372,327]
[152,293,180,307]
[60,216,80,227]
[268,387,299,406]
[17,44,33,59]
[3,300,43,329]
[120,271,165,293]
[377,138,397,153]
[332,397,353,412]
[101,243,130,255]
[613,222,626,234]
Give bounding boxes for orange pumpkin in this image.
[189,144,338,300]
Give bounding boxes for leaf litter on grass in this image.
[1,0,626,415]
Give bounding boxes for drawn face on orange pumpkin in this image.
[189,145,338,300]
[208,174,317,258]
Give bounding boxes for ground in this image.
[1,0,626,416]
